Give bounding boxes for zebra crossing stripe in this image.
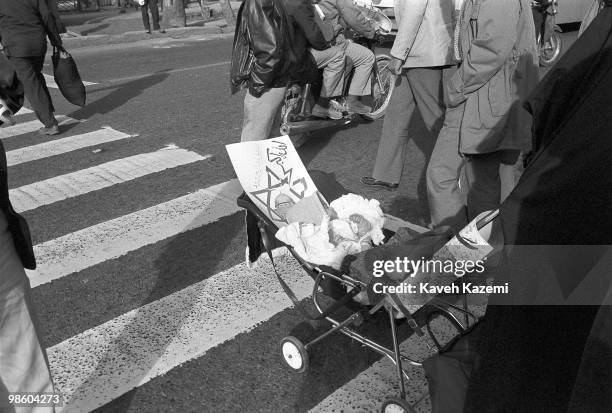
[26,179,243,287]
[44,73,97,88]
[6,127,133,167]
[48,253,312,413]
[0,115,79,140]
[10,146,207,212]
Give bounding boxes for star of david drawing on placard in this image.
[250,166,309,223]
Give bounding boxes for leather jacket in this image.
[230,0,299,97]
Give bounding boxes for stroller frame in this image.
[239,194,487,412]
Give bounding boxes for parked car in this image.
[359,0,592,38]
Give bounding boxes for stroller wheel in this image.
[280,336,309,373]
[380,397,416,413]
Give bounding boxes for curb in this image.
[62,24,236,49]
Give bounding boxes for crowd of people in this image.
[0,0,609,411]
[231,0,611,412]
[231,0,540,230]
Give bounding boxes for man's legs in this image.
[344,42,374,113]
[367,67,445,186]
[464,152,502,221]
[0,215,55,412]
[408,67,448,134]
[8,56,57,129]
[149,0,161,30]
[240,87,287,142]
[426,103,468,231]
[309,46,345,98]
[368,72,417,185]
[141,0,151,31]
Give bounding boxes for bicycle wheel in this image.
[363,54,395,120]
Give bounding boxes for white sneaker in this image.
[311,103,343,120]
[328,100,347,119]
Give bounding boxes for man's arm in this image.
[447,0,519,106]
[247,0,283,97]
[38,0,63,48]
[335,0,376,39]
[390,0,428,61]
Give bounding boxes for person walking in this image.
[0,141,57,413]
[141,0,165,34]
[426,0,539,231]
[0,0,64,135]
[230,0,320,141]
[361,0,455,190]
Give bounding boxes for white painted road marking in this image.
[44,73,98,88]
[48,253,312,413]
[10,147,206,212]
[6,127,133,166]
[26,179,243,287]
[0,115,79,140]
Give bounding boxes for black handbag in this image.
[52,47,86,107]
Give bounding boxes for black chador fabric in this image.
[464,6,612,413]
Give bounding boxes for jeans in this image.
[240,87,286,142]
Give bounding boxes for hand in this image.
[391,57,404,75]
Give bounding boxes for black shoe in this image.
[360,176,398,189]
[156,29,166,34]
[145,29,151,34]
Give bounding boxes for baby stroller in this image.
[237,171,499,413]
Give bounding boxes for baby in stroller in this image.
[236,167,502,413]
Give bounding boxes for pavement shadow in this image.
[78,188,245,412]
[68,71,169,119]
[80,23,110,35]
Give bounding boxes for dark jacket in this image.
[0,140,36,270]
[285,0,329,52]
[230,0,298,97]
[230,0,322,97]
[0,0,63,58]
[464,6,612,412]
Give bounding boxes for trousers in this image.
[7,56,56,128]
[0,212,55,413]
[371,67,448,184]
[309,45,345,98]
[240,87,286,142]
[142,0,161,31]
[344,42,375,96]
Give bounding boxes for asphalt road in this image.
[6,29,579,412]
